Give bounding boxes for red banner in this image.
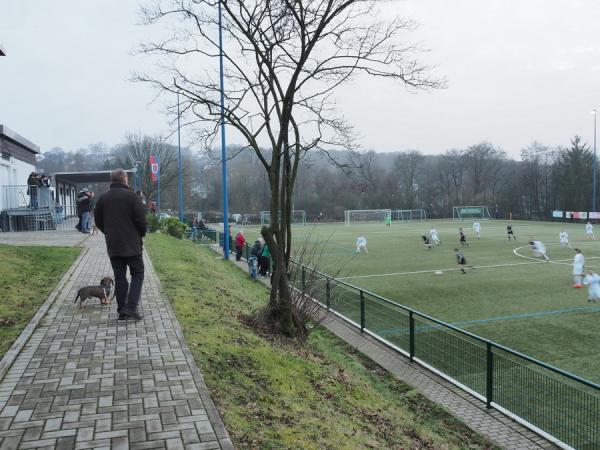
[149,155,159,182]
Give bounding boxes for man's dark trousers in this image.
[110,255,144,312]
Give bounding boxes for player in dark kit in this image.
[507,223,516,240]
[421,235,433,250]
[454,248,467,274]
[459,228,469,247]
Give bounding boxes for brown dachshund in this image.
[73,277,114,308]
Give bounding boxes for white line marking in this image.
[337,247,600,280]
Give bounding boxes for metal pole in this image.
[219,0,230,259]
[594,110,597,213]
[176,82,184,222]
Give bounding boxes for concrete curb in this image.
[0,246,89,383]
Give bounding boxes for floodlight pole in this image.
[594,109,598,213]
[176,79,184,222]
[218,0,230,259]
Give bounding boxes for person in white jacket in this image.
[573,248,585,288]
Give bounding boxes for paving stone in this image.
[0,237,230,449]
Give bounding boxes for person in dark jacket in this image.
[94,169,147,321]
[78,189,93,233]
[27,172,42,208]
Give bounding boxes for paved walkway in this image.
[0,234,233,450]
[226,253,560,450]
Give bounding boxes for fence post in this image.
[360,290,365,331]
[301,266,306,291]
[486,342,494,408]
[409,311,415,362]
[326,278,331,310]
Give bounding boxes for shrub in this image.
[160,216,187,239]
[147,213,160,233]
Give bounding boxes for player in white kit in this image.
[530,239,550,261]
[472,221,481,239]
[430,227,441,246]
[573,248,585,288]
[583,270,600,302]
[559,230,571,248]
[356,235,368,253]
[586,221,595,240]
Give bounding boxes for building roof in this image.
[0,125,40,153]
[54,170,134,184]
[0,45,6,56]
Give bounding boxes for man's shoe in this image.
[121,309,143,321]
[118,313,128,320]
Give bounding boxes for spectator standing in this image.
[27,172,42,208]
[259,243,271,277]
[249,239,262,280]
[94,169,147,321]
[235,230,246,261]
[78,189,93,233]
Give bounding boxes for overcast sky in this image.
[1,0,600,158]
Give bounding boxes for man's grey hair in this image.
[111,169,127,183]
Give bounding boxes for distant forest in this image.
[36,134,595,222]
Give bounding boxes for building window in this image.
[1,153,10,161]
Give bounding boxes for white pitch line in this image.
[337,249,600,280]
[338,260,547,280]
[512,244,600,268]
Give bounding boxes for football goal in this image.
[260,210,307,226]
[392,209,427,221]
[453,206,492,221]
[344,209,392,225]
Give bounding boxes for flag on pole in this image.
[149,155,159,182]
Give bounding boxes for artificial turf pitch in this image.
[239,219,600,384]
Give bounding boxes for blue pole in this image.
[219,0,230,259]
[177,82,184,222]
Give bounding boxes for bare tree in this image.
[137,0,442,337]
[111,133,179,205]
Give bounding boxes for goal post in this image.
[392,209,427,221]
[453,206,492,221]
[260,210,306,226]
[344,209,392,225]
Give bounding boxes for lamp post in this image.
[175,79,184,222]
[218,0,230,260]
[593,109,598,213]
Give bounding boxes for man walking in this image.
[95,169,147,320]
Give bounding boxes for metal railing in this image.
[201,231,600,450]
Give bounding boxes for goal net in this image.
[260,210,307,226]
[453,206,492,221]
[392,209,427,221]
[344,209,392,225]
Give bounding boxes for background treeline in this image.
[36,134,595,222]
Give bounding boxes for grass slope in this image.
[146,234,497,450]
[0,245,80,358]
